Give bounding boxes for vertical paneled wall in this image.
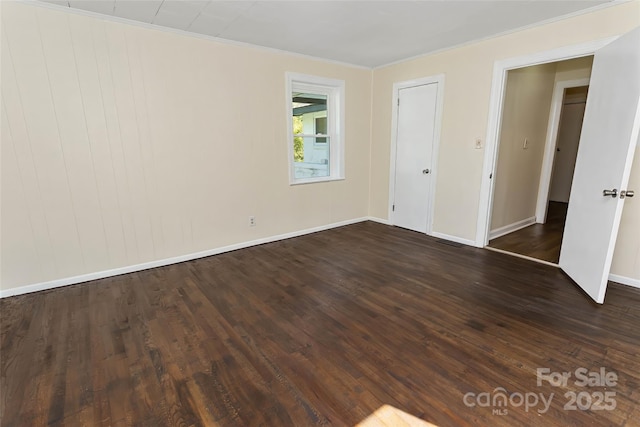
[1,2,372,291]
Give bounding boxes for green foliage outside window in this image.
[293,116,304,162]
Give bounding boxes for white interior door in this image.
[393,83,438,233]
[549,95,587,203]
[559,27,640,304]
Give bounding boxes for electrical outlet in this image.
[523,138,529,149]
[249,216,256,227]
[475,138,483,149]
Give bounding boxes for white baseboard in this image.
[430,231,476,247]
[5,215,635,299]
[0,217,369,298]
[489,216,536,240]
[608,274,640,289]
[366,219,476,248]
[367,216,392,225]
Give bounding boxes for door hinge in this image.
[397,99,400,106]
[489,173,493,179]
[392,204,395,211]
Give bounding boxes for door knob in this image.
[620,190,635,199]
[603,189,618,198]
[422,169,430,174]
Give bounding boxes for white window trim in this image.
[286,72,345,185]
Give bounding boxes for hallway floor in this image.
[489,202,568,263]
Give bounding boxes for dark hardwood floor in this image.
[489,202,568,263]
[2,221,639,427]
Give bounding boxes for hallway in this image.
[488,202,568,263]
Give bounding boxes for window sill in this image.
[289,176,345,186]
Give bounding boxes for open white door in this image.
[560,27,640,304]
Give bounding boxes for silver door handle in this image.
[603,189,617,198]
[620,190,634,199]
[422,169,430,174]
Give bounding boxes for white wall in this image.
[0,2,372,292]
[369,2,640,280]
[490,63,556,231]
[611,150,640,281]
[555,56,594,83]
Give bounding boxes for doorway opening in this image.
[477,29,639,304]
[486,56,593,264]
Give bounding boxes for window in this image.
[286,73,345,184]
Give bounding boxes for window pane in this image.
[293,136,330,179]
[292,93,328,140]
[292,91,330,179]
[315,117,327,143]
[292,92,327,117]
[287,73,343,184]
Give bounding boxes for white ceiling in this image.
[39,0,614,68]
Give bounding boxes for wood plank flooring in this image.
[2,221,639,427]
[489,202,568,263]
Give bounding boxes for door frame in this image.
[534,78,591,224]
[475,37,618,247]
[388,74,445,235]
